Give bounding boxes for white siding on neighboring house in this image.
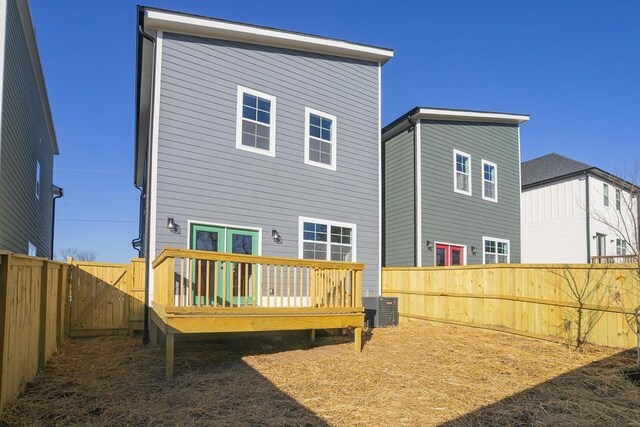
[521,176,587,263]
[588,175,639,256]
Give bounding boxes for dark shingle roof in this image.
[521,153,594,187]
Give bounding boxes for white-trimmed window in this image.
[615,188,621,210]
[235,85,276,156]
[453,149,471,195]
[304,107,337,170]
[616,239,627,256]
[483,236,510,264]
[28,242,36,257]
[299,217,356,262]
[603,183,609,207]
[35,160,41,199]
[482,159,497,202]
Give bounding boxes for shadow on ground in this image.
[442,349,640,426]
[1,333,339,426]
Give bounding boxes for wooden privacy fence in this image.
[0,252,69,415]
[0,254,145,414]
[382,264,640,349]
[68,259,145,337]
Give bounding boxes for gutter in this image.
[50,185,63,259]
[137,19,157,347]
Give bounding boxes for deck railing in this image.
[591,255,638,264]
[151,248,364,309]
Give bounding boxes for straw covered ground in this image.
[2,320,640,426]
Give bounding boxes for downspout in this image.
[585,172,591,262]
[50,186,63,259]
[407,115,420,267]
[138,24,157,346]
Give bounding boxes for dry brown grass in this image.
[2,320,640,426]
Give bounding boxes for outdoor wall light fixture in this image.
[471,246,477,255]
[167,217,181,234]
[425,240,433,251]
[272,229,282,244]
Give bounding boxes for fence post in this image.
[57,264,66,346]
[126,264,133,336]
[38,260,50,370]
[0,253,12,412]
[64,264,71,337]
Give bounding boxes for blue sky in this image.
[30,0,639,262]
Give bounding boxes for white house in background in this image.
[521,153,639,264]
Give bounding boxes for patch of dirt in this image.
[2,321,640,426]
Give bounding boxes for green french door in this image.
[190,223,259,306]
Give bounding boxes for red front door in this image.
[435,244,465,266]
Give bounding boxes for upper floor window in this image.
[35,160,41,199]
[603,183,609,206]
[483,237,510,264]
[304,107,337,171]
[28,242,36,257]
[235,86,276,157]
[616,239,627,256]
[299,217,355,262]
[615,188,621,210]
[481,160,497,202]
[453,149,471,196]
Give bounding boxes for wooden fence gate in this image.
[68,259,145,337]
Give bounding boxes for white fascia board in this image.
[416,108,530,124]
[144,9,394,64]
[382,109,530,141]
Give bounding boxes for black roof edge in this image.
[137,5,394,53]
[381,106,420,136]
[523,167,640,192]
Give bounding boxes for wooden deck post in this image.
[354,327,362,352]
[165,332,175,381]
[149,319,158,346]
[309,329,315,346]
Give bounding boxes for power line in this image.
[55,168,130,174]
[57,218,137,223]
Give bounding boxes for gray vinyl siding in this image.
[420,120,521,265]
[0,0,54,257]
[154,33,380,295]
[383,127,414,266]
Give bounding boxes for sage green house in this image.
[382,107,529,267]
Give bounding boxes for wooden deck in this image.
[150,248,365,379]
[591,254,638,264]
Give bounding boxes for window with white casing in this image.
[28,242,36,257]
[482,159,497,202]
[304,107,337,170]
[454,149,471,195]
[236,86,276,156]
[603,183,609,207]
[483,237,510,264]
[616,239,627,256]
[35,160,41,199]
[299,217,356,262]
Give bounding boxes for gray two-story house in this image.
[134,7,393,304]
[382,107,528,267]
[0,0,60,259]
